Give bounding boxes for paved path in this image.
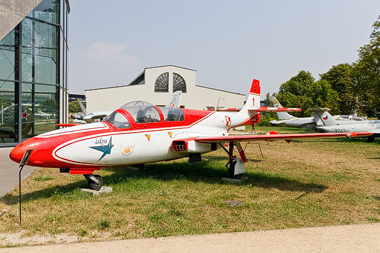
[0,147,36,199]
[1,223,380,252]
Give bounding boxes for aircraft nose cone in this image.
[9,138,36,164]
[10,143,26,164]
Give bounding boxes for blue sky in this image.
[69,1,380,98]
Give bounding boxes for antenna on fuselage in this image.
[215,97,225,111]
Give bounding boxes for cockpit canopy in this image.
[120,100,153,109]
[103,100,185,129]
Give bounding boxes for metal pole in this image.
[18,165,24,224]
[18,149,33,224]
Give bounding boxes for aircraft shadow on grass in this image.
[2,160,327,205]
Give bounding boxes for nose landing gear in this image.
[84,174,103,191]
[60,168,104,191]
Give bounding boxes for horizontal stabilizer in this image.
[249,107,301,112]
[216,108,241,112]
[308,108,331,112]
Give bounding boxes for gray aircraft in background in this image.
[310,108,377,141]
[269,97,366,130]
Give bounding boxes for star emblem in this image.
[22,110,29,120]
[90,137,114,161]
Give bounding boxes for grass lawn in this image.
[1,126,380,246]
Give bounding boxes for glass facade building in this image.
[0,0,69,146]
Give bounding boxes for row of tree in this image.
[267,15,380,119]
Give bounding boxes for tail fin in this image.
[240,79,261,114]
[270,97,295,120]
[166,91,182,108]
[78,100,87,115]
[309,108,337,126]
[234,79,261,126]
[233,79,301,128]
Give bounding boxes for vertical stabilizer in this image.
[240,79,261,113]
[166,91,182,108]
[270,97,295,120]
[235,79,261,125]
[310,108,337,126]
[78,100,87,115]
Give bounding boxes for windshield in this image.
[120,100,153,109]
[103,111,131,129]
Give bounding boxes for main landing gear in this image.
[219,141,246,179]
[84,174,103,191]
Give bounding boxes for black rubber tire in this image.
[88,175,103,191]
[368,135,375,142]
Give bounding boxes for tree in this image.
[352,15,380,115]
[40,99,57,113]
[277,71,339,117]
[320,64,356,115]
[308,80,339,113]
[69,100,82,113]
[277,71,314,117]
[278,70,314,96]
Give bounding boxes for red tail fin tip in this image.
[250,79,260,94]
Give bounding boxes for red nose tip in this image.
[9,142,26,164]
[9,138,37,164]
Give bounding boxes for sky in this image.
[68,1,380,98]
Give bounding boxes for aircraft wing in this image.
[308,108,331,112]
[83,111,112,123]
[369,129,380,134]
[193,131,373,143]
[269,120,287,126]
[57,123,80,127]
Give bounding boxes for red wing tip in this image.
[347,132,373,137]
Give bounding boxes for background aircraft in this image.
[0,105,34,142]
[35,110,52,118]
[310,108,377,141]
[269,97,366,130]
[269,97,315,129]
[10,80,371,191]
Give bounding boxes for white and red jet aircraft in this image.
[9,79,371,190]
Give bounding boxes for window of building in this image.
[0,0,69,145]
[154,72,169,92]
[173,73,186,93]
